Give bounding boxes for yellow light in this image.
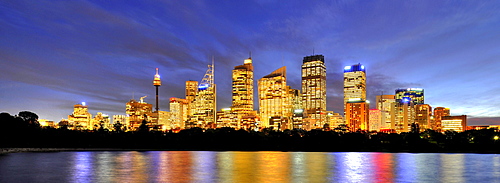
[494,136,499,140]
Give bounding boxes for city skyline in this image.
[1,1,500,125]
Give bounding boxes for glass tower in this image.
[301,55,327,129]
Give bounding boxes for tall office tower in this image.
[68,102,92,130]
[441,115,467,132]
[185,80,198,116]
[232,57,254,118]
[259,66,294,130]
[126,97,153,130]
[415,104,432,130]
[301,55,327,129]
[433,107,450,131]
[190,63,217,129]
[369,109,381,131]
[153,68,162,112]
[376,95,395,130]
[395,88,424,104]
[392,96,415,133]
[345,99,369,131]
[169,97,189,129]
[343,63,367,115]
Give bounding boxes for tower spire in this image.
[153,68,162,112]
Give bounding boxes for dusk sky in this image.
[1,1,499,125]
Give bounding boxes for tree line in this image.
[1,111,499,153]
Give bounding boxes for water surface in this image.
[1,151,499,182]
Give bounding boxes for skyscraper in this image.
[232,57,254,117]
[344,63,366,115]
[376,95,395,130]
[190,63,216,128]
[169,97,188,129]
[301,55,327,129]
[259,66,293,130]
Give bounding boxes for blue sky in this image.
[1,0,499,125]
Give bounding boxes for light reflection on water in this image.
[1,151,500,182]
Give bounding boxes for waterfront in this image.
[1,151,499,182]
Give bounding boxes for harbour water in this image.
[1,151,499,182]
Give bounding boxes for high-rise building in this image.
[126,97,153,130]
[395,88,424,104]
[189,63,216,129]
[259,66,294,130]
[343,63,367,115]
[301,55,327,129]
[232,57,254,121]
[369,109,381,131]
[392,98,415,133]
[169,97,189,129]
[345,99,369,131]
[68,102,92,130]
[376,95,395,130]
[433,107,450,131]
[441,115,467,132]
[415,104,432,130]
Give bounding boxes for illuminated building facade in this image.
[369,109,381,131]
[345,99,369,131]
[68,102,92,130]
[216,108,239,128]
[126,97,153,130]
[185,80,198,118]
[392,98,415,133]
[39,119,56,128]
[395,88,424,104]
[170,97,189,129]
[232,57,254,117]
[376,95,395,130]
[343,63,366,115]
[92,112,110,130]
[112,115,128,131]
[189,63,216,129]
[441,115,467,132]
[415,104,432,130]
[301,55,327,129]
[326,112,344,129]
[433,107,450,131]
[258,66,294,130]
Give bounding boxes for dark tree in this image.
[17,111,40,128]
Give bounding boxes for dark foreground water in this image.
[1,151,499,183]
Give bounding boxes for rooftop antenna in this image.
[313,48,315,55]
[249,51,252,59]
[132,92,135,100]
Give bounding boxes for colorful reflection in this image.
[55,151,500,182]
[372,152,394,182]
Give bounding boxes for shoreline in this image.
[1,147,498,155]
